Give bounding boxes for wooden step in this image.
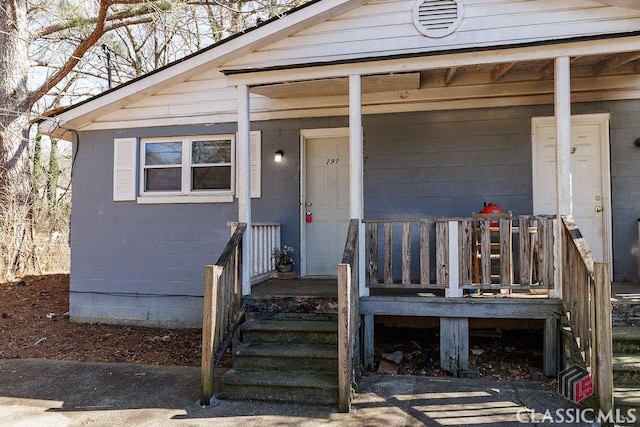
[240,319,338,345]
[232,342,338,371]
[220,369,338,405]
[613,355,640,372]
[613,327,640,342]
[614,387,640,411]
[613,355,640,388]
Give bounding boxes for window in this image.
[140,135,234,196]
[113,131,260,204]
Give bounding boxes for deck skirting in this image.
[360,296,563,377]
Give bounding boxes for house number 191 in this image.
[326,158,339,165]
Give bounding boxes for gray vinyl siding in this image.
[70,101,640,327]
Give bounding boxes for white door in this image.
[532,114,612,263]
[304,135,350,276]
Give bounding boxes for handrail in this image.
[200,223,246,406]
[561,216,612,413]
[337,219,360,413]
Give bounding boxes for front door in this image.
[532,114,612,263]
[303,131,350,276]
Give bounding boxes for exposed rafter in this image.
[444,67,457,86]
[594,51,640,75]
[538,60,555,80]
[490,62,515,82]
[538,57,581,80]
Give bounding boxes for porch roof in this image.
[41,0,640,139]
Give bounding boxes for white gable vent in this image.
[413,0,463,38]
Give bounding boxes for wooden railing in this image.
[200,223,246,406]
[229,222,281,281]
[561,216,613,412]
[337,219,360,413]
[363,215,555,293]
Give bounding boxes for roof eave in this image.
[40,0,367,137]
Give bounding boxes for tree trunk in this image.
[0,2,34,277]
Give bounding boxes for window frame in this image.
[138,134,235,203]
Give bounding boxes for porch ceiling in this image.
[250,51,640,98]
[251,72,420,98]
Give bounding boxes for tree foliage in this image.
[0,0,305,278]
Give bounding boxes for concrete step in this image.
[240,319,338,345]
[232,342,338,371]
[220,369,338,405]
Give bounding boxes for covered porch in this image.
[202,33,626,412]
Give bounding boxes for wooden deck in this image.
[251,276,552,299]
[251,278,338,297]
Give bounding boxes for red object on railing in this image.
[479,202,503,226]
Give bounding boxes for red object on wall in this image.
[306,212,313,223]
[479,202,503,226]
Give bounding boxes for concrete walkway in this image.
[0,358,595,426]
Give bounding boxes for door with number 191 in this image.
[305,136,350,276]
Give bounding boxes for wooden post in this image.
[440,317,469,373]
[402,222,411,285]
[594,262,613,414]
[237,84,252,296]
[363,314,374,370]
[337,263,352,413]
[446,221,462,297]
[553,56,571,299]
[543,315,558,377]
[349,74,366,297]
[200,265,221,405]
[420,221,430,285]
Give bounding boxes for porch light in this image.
[274,150,284,163]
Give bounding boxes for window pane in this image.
[192,166,231,190]
[145,167,181,191]
[145,142,182,165]
[192,140,231,164]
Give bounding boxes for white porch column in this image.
[349,74,367,297]
[553,56,572,299]
[237,84,252,295]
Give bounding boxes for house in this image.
[41,0,639,407]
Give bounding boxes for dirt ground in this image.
[0,274,553,385]
[0,275,202,366]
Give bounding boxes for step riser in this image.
[613,371,640,387]
[612,304,640,327]
[233,356,338,371]
[242,330,337,345]
[246,312,338,322]
[219,388,337,405]
[613,342,640,354]
[245,296,338,315]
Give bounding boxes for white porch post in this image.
[237,84,252,295]
[349,74,367,297]
[553,56,572,299]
